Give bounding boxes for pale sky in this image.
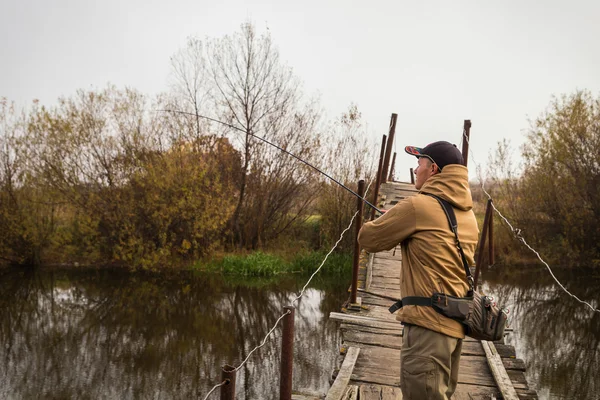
[2,0,599,181]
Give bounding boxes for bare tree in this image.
[169,38,210,139]
[318,105,375,251]
[206,22,317,248]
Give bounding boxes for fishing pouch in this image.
[430,291,507,341]
[389,194,508,342]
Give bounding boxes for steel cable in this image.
[462,131,599,313]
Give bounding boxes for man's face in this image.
[414,157,437,190]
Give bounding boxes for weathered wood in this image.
[360,295,395,308]
[341,385,358,400]
[330,312,400,330]
[292,394,322,400]
[357,288,399,301]
[482,341,520,399]
[325,347,360,400]
[342,330,402,349]
[359,384,403,400]
[340,323,402,337]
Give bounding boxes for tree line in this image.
[481,90,600,267]
[0,23,374,268]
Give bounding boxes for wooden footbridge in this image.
[324,181,537,400]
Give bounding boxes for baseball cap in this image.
[404,141,464,171]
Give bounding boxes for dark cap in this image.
[404,141,464,171]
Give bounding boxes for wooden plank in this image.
[340,323,402,337]
[357,385,381,400]
[325,347,360,400]
[482,341,519,400]
[370,277,400,284]
[330,312,401,330]
[292,394,322,400]
[357,288,399,301]
[345,344,526,390]
[341,385,358,400]
[380,385,403,399]
[359,384,403,400]
[360,296,395,308]
[350,370,398,386]
[453,383,500,399]
[342,330,402,349]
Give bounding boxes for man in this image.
[358,141,479,399]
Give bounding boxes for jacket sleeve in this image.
[358,197,417,252]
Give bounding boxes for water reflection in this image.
[0,268,347,399]
[482,266,600,400]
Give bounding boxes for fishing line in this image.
[157,109,382,214]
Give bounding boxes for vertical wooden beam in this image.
[410,168,415,184]
[220,365,236,400]
[387,152,397,182]
[350,180,365,304]
[370,135,387,220]
[381,114,398,184]
[461,120,471,167]
[489,201,495,265]
[279,306,295,400]
[474,199,493,289]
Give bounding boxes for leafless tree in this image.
[205,23,320,248]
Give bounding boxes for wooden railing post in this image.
[474,199,493,289]
[387,152,397,182]
[410,168,415,184]
[381,114,398,184]
[220,365,236,400]
[279,306,295,400]
[489,200,495,265]
[461,120,471,167]
[370,135,387,220]
[350,180,365,304]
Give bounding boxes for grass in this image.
[197,250,352,277]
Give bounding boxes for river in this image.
[0,265,598,399]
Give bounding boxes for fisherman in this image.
[358,141,479,399]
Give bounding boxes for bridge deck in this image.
[326,181,537,400]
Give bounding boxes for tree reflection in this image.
[483,265,600,400]
[0,268,347,399]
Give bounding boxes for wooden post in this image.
[370,134,387,220]
[474,199,493,289]
[489,200,495,265]
[381,114,398,184]
[387,152,397,182]
[410,168,415,184]
[350,180,365,305]
[461,120,471,167]
[220,365,236,400]
[279,306,295,400]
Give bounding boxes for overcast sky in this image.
[2,0,599,181]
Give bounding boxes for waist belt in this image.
[388,296,433,313]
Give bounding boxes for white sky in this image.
[2,0,599,181]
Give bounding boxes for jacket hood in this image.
[420,164,473,211]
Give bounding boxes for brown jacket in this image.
[358,165,479,339]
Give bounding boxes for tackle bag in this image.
[388,194,508,342]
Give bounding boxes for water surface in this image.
[0,268,346,399]
[1,265,598,399]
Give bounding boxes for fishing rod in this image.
[158,109,383,213]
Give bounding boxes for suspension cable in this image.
[202,380,228,400]
[462,131,599,313]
